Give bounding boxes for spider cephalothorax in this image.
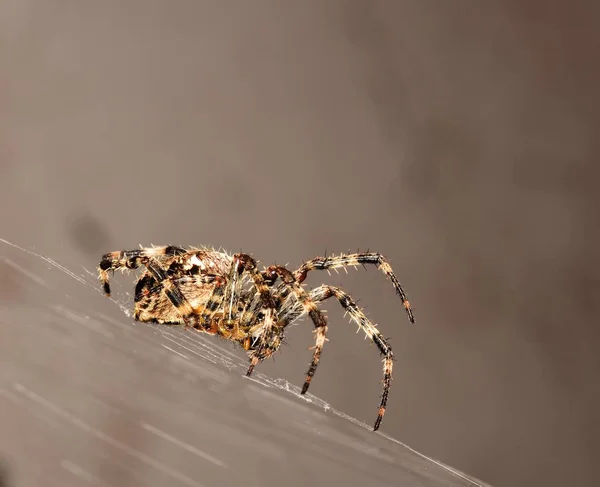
[98,245,414,431]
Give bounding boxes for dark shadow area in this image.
[0,461,11,487]
[66,212,113,256]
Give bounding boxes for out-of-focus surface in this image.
[0,241,492,487]
[0,237,490,487]
[0,1,598,486]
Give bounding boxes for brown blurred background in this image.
[1,1,598,486]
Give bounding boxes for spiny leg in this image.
[285,284,395,431]
[197,257,251,336]
[231,254,280,376]
[98,246,186,296]
[222,256,246,322]
[293,252,415,324]
[263,265,329,394]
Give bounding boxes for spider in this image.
[97,245,415,431]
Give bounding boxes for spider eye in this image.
[296,269,308,283]
[262,267,278,285]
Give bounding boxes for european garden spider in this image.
[98,245,414,431]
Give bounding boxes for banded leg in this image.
[293,252,415,324]
[98,246,186,296]
[284,284,395,431]
[263,265,329,394]
[222,256,247,322]
[198,257,251,336]
[231,254,280,376]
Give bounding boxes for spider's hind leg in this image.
[304,284,395,432]
[293,252,415,323]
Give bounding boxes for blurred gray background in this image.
[1,1,598,487]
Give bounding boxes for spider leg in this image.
[263,265,329,394]
[230,254,280,376]
[222,257,246,322]
[98,246,186,296]
[283,284,395,432]
[197,258,249,335]
[293,252,415,323]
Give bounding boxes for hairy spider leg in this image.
[281,284,395,432]
[230,254,281,375]
[98,246,186,296]
[294,252,415,324]
[262,266,330,393]
[197,257,255,340]
[221,257,247,322]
